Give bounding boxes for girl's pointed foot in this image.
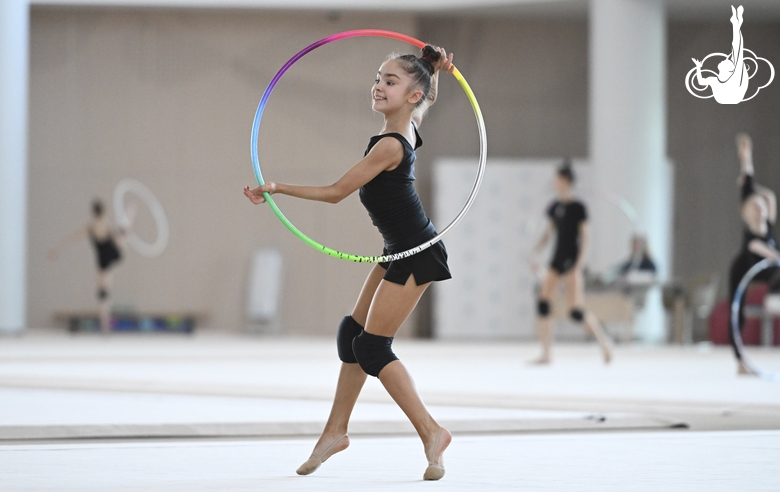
[529,356,550,365]
[423,427,452,481]
[602,344,613,364]
[737,360,756,376]
[296,434,349,476]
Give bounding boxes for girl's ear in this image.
[407,89,423,105]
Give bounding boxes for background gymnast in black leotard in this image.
[529,161,612,364]
[728,133,780,375]
[49,199,132,332]
[244,45,453,480]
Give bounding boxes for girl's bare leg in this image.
[97,270,112,333]
[567,270,612,363]
[299,265,383,473]
[315,365,367,448]
[366,275,452,479]
[533,271,559,364]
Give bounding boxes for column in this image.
[0,0,29,333]
[590,0,671,343]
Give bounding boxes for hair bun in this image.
[419,45,441,75]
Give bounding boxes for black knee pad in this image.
[337,316,363,364]
[352,330,399,377]
[97,288,108,300]
[537,300,551,317]
[570,309,584,323]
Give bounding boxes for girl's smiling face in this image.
[372,59,422,114]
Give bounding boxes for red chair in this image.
[775,317,780,346]
[708,299,730,345]
[708,283,770,346]
[745,283,769,307]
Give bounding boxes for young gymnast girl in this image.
[529,161,612,364]
[49,199,132,332]
[244,45,454,480]
[729,133,779,375]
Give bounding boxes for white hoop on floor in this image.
[113,178,169,258]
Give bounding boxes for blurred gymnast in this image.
[729,133,779,375]
[529,161,612,364]
[49,199,133,332]
[244,45,454,480]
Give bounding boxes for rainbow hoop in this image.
[250,29,487,263]
[731,258,780,382]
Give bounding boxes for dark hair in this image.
[92,199,104,217]
[390,45,441,107]
[557,158,575,184]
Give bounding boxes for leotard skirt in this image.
[378,221,451,286]
[93,237,122,271]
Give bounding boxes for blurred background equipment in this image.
[663,273,719,344]
[246,247,283,333]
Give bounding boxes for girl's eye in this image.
[374,79,380,84]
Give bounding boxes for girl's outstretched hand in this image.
[431,47,455,74]
[736,134,752,164]
[243,183,277,204]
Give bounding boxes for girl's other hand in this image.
[243,183,276,204]
[736,134,752,163]
[432,47,454,74]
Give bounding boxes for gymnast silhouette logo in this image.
[685,5,774,104]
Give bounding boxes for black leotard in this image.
[728,220,778,359]
[359,128,451,285]
[90,229,122,271]
[547,200,587,275]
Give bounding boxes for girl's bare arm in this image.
[748,239,780,261]
[244,137,403,205]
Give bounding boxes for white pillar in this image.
[0,0,29,333]
[590,0,671,343]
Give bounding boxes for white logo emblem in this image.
[685,5,774,104]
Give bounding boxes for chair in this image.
[246,247,283,332]
[763,293,780,346]
[664,273,718,344]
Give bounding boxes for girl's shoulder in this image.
[365,133,407,159]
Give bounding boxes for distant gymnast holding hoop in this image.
[48,179,168,332]
[49,198,133,332]
[728,133,779,375]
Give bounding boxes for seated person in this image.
[618,235,657,277]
